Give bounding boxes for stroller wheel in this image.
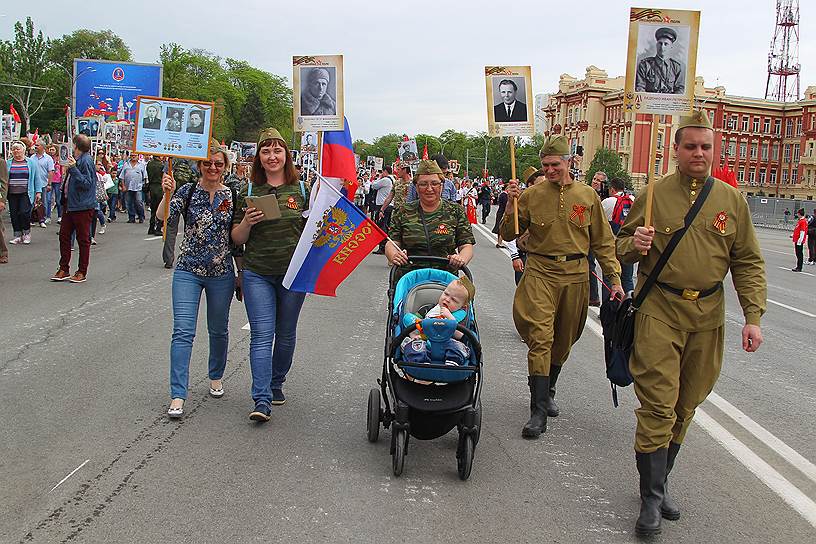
[456,434,475,481]
[392,429,407,477]
[366,388,381,443]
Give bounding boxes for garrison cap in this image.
[457,275,476,303]
[678,110,713,131]
[416,159,444,176]
[539,135,570,157]
[655,27,677,42]
[522,166,539,183]
[258,127,284,145]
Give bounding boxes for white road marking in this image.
[473,222,512,259]
[144,236,163,241]
[764,248,793,255]
[707,393,816,485]
[767,298,816,318]
[49,459,90,493]
[694,411,816,528]
[777,266,815,277]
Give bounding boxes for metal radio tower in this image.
[765,0,801,101]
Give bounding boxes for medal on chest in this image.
[286,196,298,210]
[570,204,587,225]
[434,223,450,235]
[713,211,728,233]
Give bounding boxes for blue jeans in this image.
[52,183,62,218]
[107,194,118,220]
[603,262,635,300]
[170,269,234,399]
[125,190,145,221]
[242,269,307,406]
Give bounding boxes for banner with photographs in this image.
[133,96,214,160]
[229,141,257,161]
[485,66,534,137]
[293,55,344,132]
[624,7,700,115]
[75,116,104,140]
[397,139,419,163]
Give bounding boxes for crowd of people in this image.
[0,111,769,538]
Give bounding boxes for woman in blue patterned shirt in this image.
[157,144,237,418]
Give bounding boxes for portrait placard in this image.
[132,96,214,160]
[448,159,461,174]
[293,55,344,132]
[485,66,534,137]
[624,8,700,115]
[300,132,318,153]
[75,116,103,140]
[58,143,72,166]
[238,142,257,160]
[397,139,418,163]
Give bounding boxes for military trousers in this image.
[630,312,724,453]
[512,275,588,376]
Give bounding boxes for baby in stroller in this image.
[399,276,476,381]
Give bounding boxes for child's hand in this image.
[439,307,454,320]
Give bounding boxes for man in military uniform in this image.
[502,136,623,439]
[635,27,685,94]
[146,155,165,236]
[616,111,766,537]
[162,157,197,268]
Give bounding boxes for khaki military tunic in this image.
[501,179,621,376]
[617,170,766,452]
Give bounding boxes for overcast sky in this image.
[2,1,813,140]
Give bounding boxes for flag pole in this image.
[509,136,519,235]
[163,158,173,240]
[643,116,660,255]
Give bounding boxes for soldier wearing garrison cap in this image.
[501,135,623,439]
[635,26,686,94]
[616,110,766,537]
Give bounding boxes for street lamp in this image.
[426,134,452,157]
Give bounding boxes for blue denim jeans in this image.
[107,193,118,220]
[169,269,234,399]
[603,262,635,300]
[125,190,145,221]
[242,269,307,407]
[52,183,62,218]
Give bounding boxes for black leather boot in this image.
[661,442,681,520]
[546,364,561,417]
[635,448,668,537]
[522,375,549,439]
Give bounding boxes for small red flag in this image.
[10,103,20,123]
[422,143,428,160]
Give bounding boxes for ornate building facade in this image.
[541,66,816,199]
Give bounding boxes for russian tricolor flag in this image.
[283,178,386,296]
[321,117,359,199]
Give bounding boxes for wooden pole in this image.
[643,116,660,254]
[510,136,519,235]
[163,158,173,240]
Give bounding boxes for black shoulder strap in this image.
[632,176,714,309]
[417,206,432,252]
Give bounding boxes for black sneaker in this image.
[249,403,271,422]
[271,389,286,406]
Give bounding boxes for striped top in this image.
[8,160,29,194]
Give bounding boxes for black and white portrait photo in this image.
[300,67,337,116]
[186,110,205,134]
[634,25,688,95]
[165,107,184,132]
[300,132,318,153]
[492,77,528,122]
[58,143,70,165]
[240,142,257,159]
[142,105,161,129]
[399,140,418,162]
[103,123,117,141]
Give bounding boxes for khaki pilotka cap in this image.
[415,159,444,177]
[539,135,570,157]
[457,275,476,303]
[522,166,539,183]
[258,128,284,144]
[677,110,713,130]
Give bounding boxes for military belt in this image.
[657,282,722,301]
[541,254,585,263]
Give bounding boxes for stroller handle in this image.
[390,321,482,364]
[388,255,473,286]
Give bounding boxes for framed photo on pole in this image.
[132,96,214,160]
[293,55,344,132]
[485,66,534,137]
[624,7,700,115]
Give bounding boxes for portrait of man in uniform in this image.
[635,26,686,94]
[300,67,337,116]
[165,107,184,132]
[399,140,418,162]
[493,78,528,122]
[186,110,205,134]
[142,105,161,129]
[300,132,317,153]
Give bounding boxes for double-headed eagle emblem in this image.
[313,206,354,248]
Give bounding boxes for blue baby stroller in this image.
[366,256,483,480]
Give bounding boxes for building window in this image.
[763,118,770,133]
[654,158,661,176]
[729,141,737,157]
[656,132,663,150]
[742,116,749,131]
[786,119,793,137]
[772,143,779,161]
[770,169,777,183]
[784,144,791,162]
[796,118,802,135]
[759,168,766,184]
[761,142,769,161]
[794,144,800,162]
[721,138,727,157]
[782,170,788,184]
[729,115,737,130]
[738,169,745,182]
[750,142,758,159]
[708,110,715,126]
[775,119,782,134]
[749,169,756,183]
[752,117,760,132]
[619,131,625,148]
[739,142,747,158]
[792,169,798,183]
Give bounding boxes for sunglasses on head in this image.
[202,160,225,168]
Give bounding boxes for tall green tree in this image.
[0,17,52,132]
[585,147,632,189]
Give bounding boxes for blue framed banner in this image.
[73,59,163,121]
[133,96,214,161]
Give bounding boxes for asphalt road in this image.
[0,211,814,544]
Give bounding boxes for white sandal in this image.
[209,382,224,398]
[167,400,184,418]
